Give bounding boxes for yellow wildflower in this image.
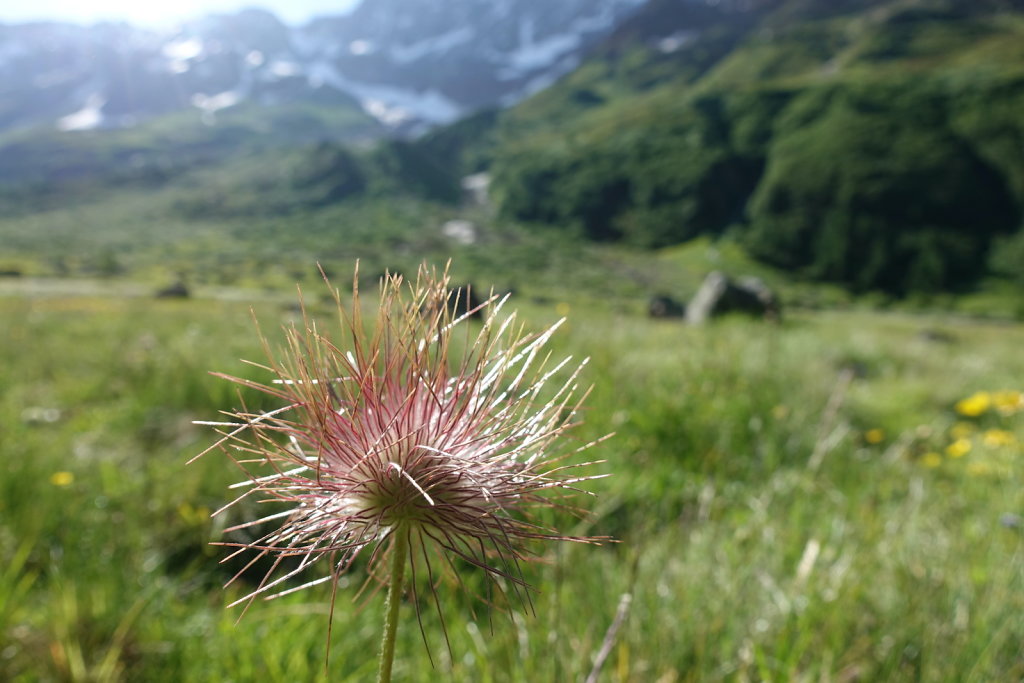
[771,404,789,420]
[955,391,991,417]
[921,452,942,468]
[865,428,885,444]
[177,502,210,526]
[946,438,972,458]
[50,471,74,487]
[992,390,1023,416]
[950,422,976,440]
[982,429,1017,448]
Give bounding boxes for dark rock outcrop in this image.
[156,282,190,299]
[648,294,685,319]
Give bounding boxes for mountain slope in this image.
[486,0,1024,294]
[299,0,646,126]
[0,0,645,137]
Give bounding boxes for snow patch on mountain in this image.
[657,30,698,53]
[349,39,375,56]
[501,53,581,105]
[505,29,581,74]
[389,27,476,64]
[308,60,463,126]
[191,90,243,113]
[163,37,204,61]
[268,59,303,78]
[57,93,105,131]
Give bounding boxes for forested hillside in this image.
[486,0,1024,294]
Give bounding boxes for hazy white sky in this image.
[0,0,361,27]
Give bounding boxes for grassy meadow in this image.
[3,3,1024,681]
[2,271,1023,681]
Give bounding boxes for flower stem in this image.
[377,530,408,683]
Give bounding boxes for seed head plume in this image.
[192,263,609,657]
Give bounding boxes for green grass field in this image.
[2,2,1024,678]
[2,278,1022,681]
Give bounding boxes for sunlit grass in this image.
[1,291,1022,680]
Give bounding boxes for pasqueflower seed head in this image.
[192,264,607,635]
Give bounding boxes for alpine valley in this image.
[2,0,1024,302]
[0,0,646,136]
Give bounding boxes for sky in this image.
[0,0,361,27]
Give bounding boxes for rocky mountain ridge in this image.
[0,0,647,137]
